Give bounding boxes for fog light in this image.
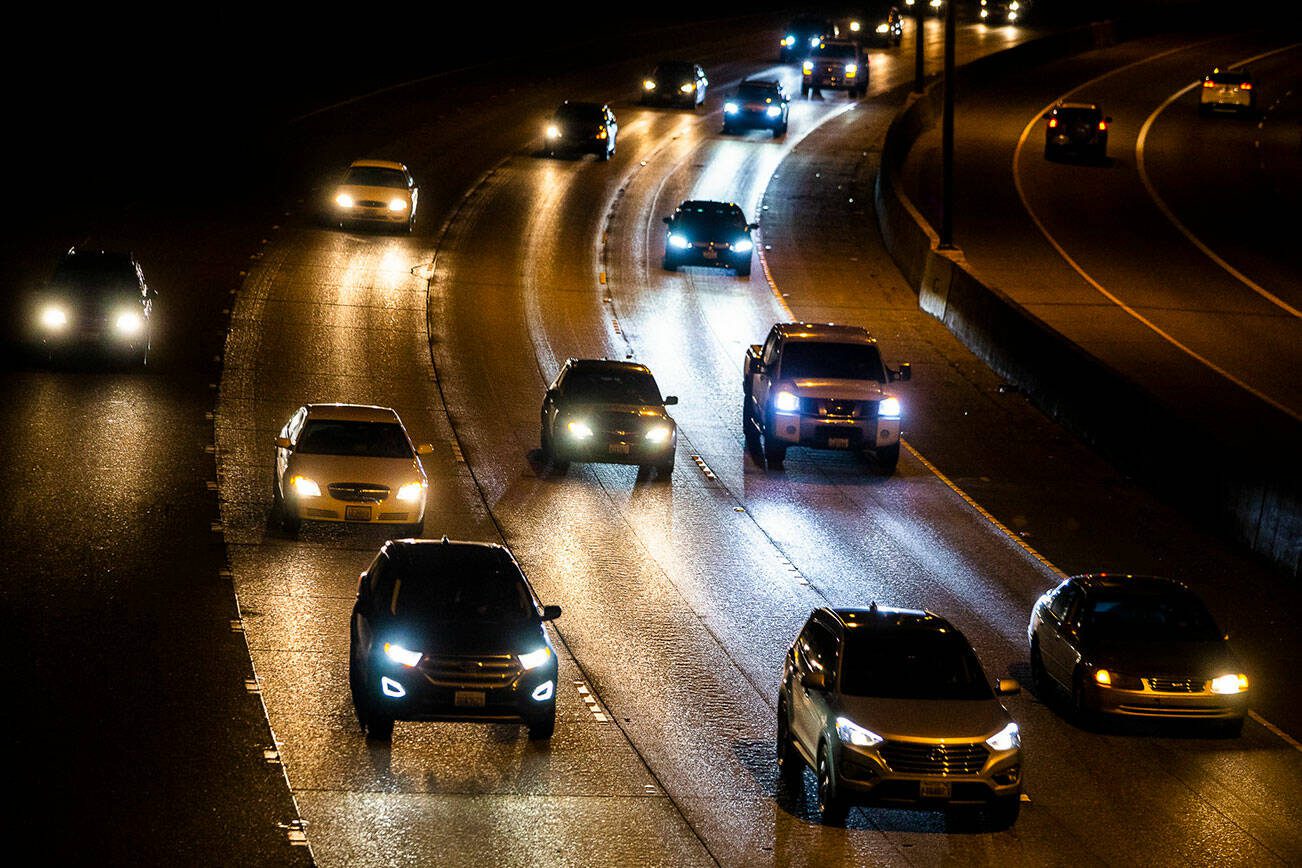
[381,676,406,698]
[531,680,555,701]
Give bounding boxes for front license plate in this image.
[608,443,630,455]
[454,690,486,707]
[828,436,850,449]
[345,505,372,521]
[920,780,951,799]
[702,248,717,260]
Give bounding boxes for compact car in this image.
[1028,573,1249,735]
[662,200,758,276]
[1043,101,1109,162]
[30,248,155,364]
[545,101,618,160]
[1199,67,1255,116]
[349,538,563,741]
[722,79,790,137]
[778,605,1023,827]
[979,0,1027,24]
[331,159,418,231]
[540,359,678,476]
[843,5,903,47]
[272,403,432,536]
[641,60,708,109]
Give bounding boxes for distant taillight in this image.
[1098,120,1108,130]
[1202,79,1215,88]
[1047,117,1058,128]
[1240,82,1252,90]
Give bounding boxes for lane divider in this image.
[575,681,609,723]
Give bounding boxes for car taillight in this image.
[1047,117,1058,128]
[1202,79,1215,88]
[1240,82,1252,90]
[1098,120,1108,131]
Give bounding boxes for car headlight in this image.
[388,198,407,212]
[290,475,321,497]
[877,23,890,33]
[115,311,144,335]
[383,642,423,667]
[518,647,552,670]
[643,79,656,90]
[679,83,694,93]
[765,105,781,118]
[985,722,1021,752]
[546,124,560,139]
[850,20,861,31]
[835,716,883,747]
[879,397,901,419]
[1007,10,1018,21]
[803,60,814,74]
[845,64,858,76]
[567,420,594,439]
[774,391,800,413]
[809,36,820,47]
[40,305,68,330]
[396,481,425,502]
[733,238,754,253]
[668,233,691,250]
[644,425,672,443]
[783,35,795,46]
[1210,673,1249,694]
[335,192,354,208]
[724,101,739,114]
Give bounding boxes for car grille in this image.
[691,241,730,250]
[1147,677,1203,693]
[420,653,521,689]
[797,398,875,418]
[879,741,988,776]
[357,199,386,208]
[328,482,389,503]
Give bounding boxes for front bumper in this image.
[548,136,609,155]
[556,433,675,466]
[288,492,425,525]
[1084,680,1249,721]
[666,245,750,270]
[336,205,410,224]
[373,662,557,725]
[836,739,1022,807]
[725,109,784,129]
[770,411,899,449]
[804,71,861,90]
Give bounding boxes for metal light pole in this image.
[913,6,925,93]
[938,0,957,249]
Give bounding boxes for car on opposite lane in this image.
[722,79,791,137]
[641,60,708,109]
[802,39,868,98]
[349,538,563,741]
[545,101,618,160]
[29,247,156,364]
[662,199,758,276]
[1043,101,1110,162]
[540,358,678,477]
[272,403,432,537]
[778,605,1023,827]
[979,0,1028,24]
[330,159,418,231]
[1199,67,1256,116]
[1027,573,1250,735]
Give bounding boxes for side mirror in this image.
[542,604,562,621]
[996,677,1021,696]
[663,395,678,406]
[662,216,672,225]
[801,669,828,691]
[415,442,434,455]
[890,362,912,382]
[274,436,292,449]
[356,572,371,604]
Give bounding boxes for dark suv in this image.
[545,101,618,160]
[1043,101,1110,162]
[30,247,155,363]
[722,79,790,137]
[778,606,1023,827]
[349,538,563,741]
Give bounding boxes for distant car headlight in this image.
[733,238,754,253]
[850,20,861,31]
[980,8,989,18]
[1007,10,1018,21]
[877,23,890,33]
[396,481,425,502]
[1211,673,1249,694]
[567,420,594,439]
[724,101,739,114]
[115,311,144,335]
[803,60,814,74]
[985,722,1021,752]
[518,647,553,670]
[335,192,354,208]
[782,35,795,46]
[679,83,694,93]
[774,391,800,413]
[809,36,821,47]
[835,716,883,747]
[879,397,901,419]
[765,105,781,118]
[383,642,423,667]
[845,64,858,77]
[388,198,407,212]
[290,475,321,497]
[668,233,691,250]
[644,425,672,443]
[40,305,68,330]
[546,124,561,139]
[643,79,656,91]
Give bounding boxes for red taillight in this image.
[1202,79,1215,88]
[1047,117,1058,128]
[1098,120,1107,131]
[1240,82,1252,90]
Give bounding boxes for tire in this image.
[656,454,675,478]
[743,402,760,454]
[1029,641,1049,697]
[776,696,804,788]
[763,433,787,469]
[1071,670,1096,727]
[773,123,788,137]
[816,739,847,824]
[349,654,370,732]
[543,425,568,474]
[874,442,900,473]
[800,83,810,97]
[278,489,301,535]
[528,708,556,740]
[366,713,394,741]
[985,796,1021,830]
[735,261,751,278]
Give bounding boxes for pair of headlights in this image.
[39,305,143,336]
[289,476,424,502]
[566,420,672,443]
[667,234,753,253]
[383,642,552,671]
[335,193,408,212]
[1094,669,1248,695]
[835,716,1022,752]
[772,393,902,419]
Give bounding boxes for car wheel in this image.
[656,454,675,478]
[1029,641,1049,697]
[986,795,1021,830]
[874,443,900,474]
[774,123,788,137]
[1071,669,1096,726]
[800,83,810,97]
[743,403,761,455]
[735,261,752,278]
[763,432,787,469]
[366,713,394,741]
[528,707,556,740]
[349,653,370,732]
[776,696,804,788]
[816,739,847,824]
[279,492,301,536]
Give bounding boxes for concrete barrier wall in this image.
[875,23,1301,576]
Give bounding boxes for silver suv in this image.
[777,606,1024,827]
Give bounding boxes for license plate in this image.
[702,248,717,260]
[920,780,951,799]
[345,505,372,521]
[828,436,850,449]
[454,690,486,707]
[608,443,630,455]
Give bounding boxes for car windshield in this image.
[342,167,408,188]
[840,630,995,700]
[789,16,832,34]
[380,548,536,623]
[296,420,412,458]
[1207,72,1249,84]
[555,104,603,124]
[562,369,663,405]
[779,341,887,382]
[51,255,138,294]
[813,43,857,59]
[1057,108,1101,123]
[654,62,693,80]
[1081,592,1222,643]
[737,83,779,101]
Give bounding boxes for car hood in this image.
[379,618,548,656]
[834,696,1012,742]
[336,183,411,202]
[561,402,673,422]
[288,453,425,487]
[780,378,889,401]
[1087,639,1239,678]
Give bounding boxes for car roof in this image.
[565,358,654,376]
[1053,101,1101,112]
[348,159,408,172]
[675,199,744,213]
[1069,573,1193,595]
[773,322,876,344]
[739,78,781,89]
[824,605,954,632]
[556,100,605,111]
[303,403,403,424]
[383,536,511,559]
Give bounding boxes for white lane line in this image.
[1134,43,1302,318]
[1249,710,1302,752]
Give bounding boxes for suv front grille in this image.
[328,482,390,503]
[797,398,876,419]
[1147,677,1202,693]
[420,653,521,689]
[880,741,988,776]
[357,199,386,208]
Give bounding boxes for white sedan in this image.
[330,159,418,231]
[272,403,432,537]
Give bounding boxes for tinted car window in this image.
[1079,591,1221,642]
[296,420,412,458]
[562,370,662,404]
[52,255,139,293]
[779,342,887,382]
[1048,583,1077,621]
[378,548,535,622]
[654,62,694,79]
[555,104,604,123]
[840,630,994,700]
[1207,71,1250,84]
[737,83,779,100]
[812,43,857,59]
[343,167,408,188]
[1058,108,1101,124]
